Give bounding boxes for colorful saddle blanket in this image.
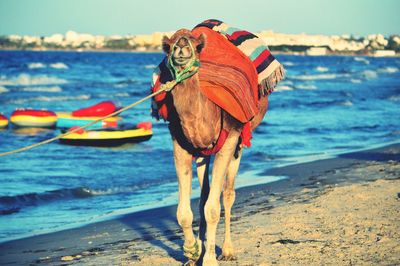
[151,19,284,124]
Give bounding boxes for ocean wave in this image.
[50,62,69,69]
[378,67,398,73]
[338,100,354,106]
[361,70,378,79]
[27,62,69,70]
[9,95,90,104]
[315,66,329,72]
[296,84,317,90]
[27,62,46,69]
[354,57,370,64]
[0,185,148,215]
[0,86,9,93]
[274,85,293,92]
[144,64,157,69]
[294,73,343,80]
[0,187,94,215]
[19,86,63,92]
[0,74,68,86]
[98,92,130,98]
[309,99,353,107]
[388,95,400,102]
[282,61,295,66]
[351,79,362,84]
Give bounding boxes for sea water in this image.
[0,51,399,242]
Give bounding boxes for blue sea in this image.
[0,51,399,242]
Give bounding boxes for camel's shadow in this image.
[119,175,221,265]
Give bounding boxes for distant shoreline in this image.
[1,30,399,56]
[1,47,399,57]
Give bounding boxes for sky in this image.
[0,0,399,37]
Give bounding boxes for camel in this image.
[158,28,278,266]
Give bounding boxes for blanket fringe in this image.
[260,64,286,96]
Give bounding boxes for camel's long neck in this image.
[171,74,221,149]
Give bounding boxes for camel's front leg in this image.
[203,130,241,266]
[219,148,242,261]
[196,156,210,242]
[173,140,201,264]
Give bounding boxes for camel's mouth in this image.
[172,57,192,66]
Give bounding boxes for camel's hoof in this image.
[183,238,202,262]
[218,254,237,261]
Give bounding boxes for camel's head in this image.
[162,29,206,68]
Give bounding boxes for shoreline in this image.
[0,143,399,265]
[0,141,396,244]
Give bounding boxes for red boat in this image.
[56,101,121,129]
[72,101,118,117]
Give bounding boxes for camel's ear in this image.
[196,33,206,53]
[162,36,171,54]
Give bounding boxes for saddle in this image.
[151,20,284,148]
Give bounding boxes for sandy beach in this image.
[0,143,399,265]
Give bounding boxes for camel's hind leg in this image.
[173,140,201,264]
[203,130,241,266]
[219,148,242,261]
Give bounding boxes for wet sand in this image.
[0,143,399,265]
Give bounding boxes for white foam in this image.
[295,73,339,80]
[10,95,90,104]
[50,63,69,69]
[354,57,370,64]
[351,79,362,84]
[361,70,378,79]
[388,95,400,102]
[339,100,353,106]
[0,74,68,86]
[114,92,130,97]
[98,92,130,98]
[282,61,295,66]
[27,62,46,69]
[296,84,317,90]
[274,85,293,92]
[20,86,63,92]
[315,66,329,72]
[144,64,157,69]
[378,67,398,73]
[0,86,9,93]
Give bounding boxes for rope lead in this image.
[0,64,198,157]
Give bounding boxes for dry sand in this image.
[0,144,399,266]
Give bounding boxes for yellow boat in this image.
[59,122,152,147]
[10,109,57,128]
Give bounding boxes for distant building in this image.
[373,50,396,57]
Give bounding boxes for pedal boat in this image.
[59,122,152,147]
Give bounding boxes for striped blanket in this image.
[194,19,284,95]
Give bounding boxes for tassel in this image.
[259,64,286,96]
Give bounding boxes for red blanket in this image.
[195,27,259,123]
[152,27,259,123]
